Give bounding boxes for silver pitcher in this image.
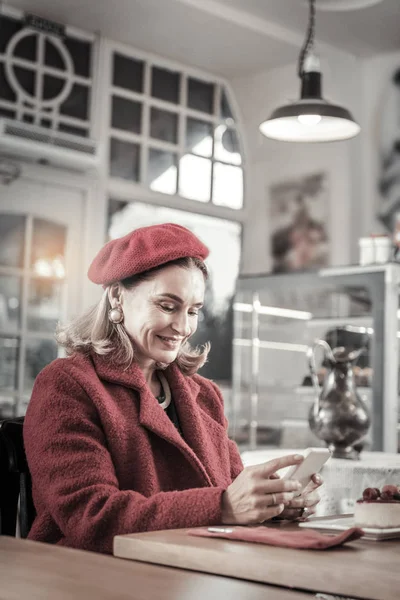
[307,339,371,459]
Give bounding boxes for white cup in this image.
[358,237,375,265]
[374,236,392,264]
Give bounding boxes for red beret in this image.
[88,223,209,285]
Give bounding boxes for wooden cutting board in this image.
[114,526,400,600]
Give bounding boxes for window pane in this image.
[0,15,21,54]
[113,53,144,93]
[14,32,37,62]
[45,39,64,71]
[111,96,142,133]
[179,155,211,202]
[0,214,25,268]
[60,84,89,120]
[0,107,15,119]
[213,163,243,210]
[43,75,65,101]
[106,202,241,382]
[186,118,213,157]
[0,275,21,331]
[151,67,180,104]
[64,37,91,78]
[0,63,16,102]
[58,123,88,137]
[150,108,178,144]
[31,219,67,275]
[27,278,64,333]
[110,138,140,181]
[24,338,58,393]
[188,78,214,114]
[148,149,177,195]
[0,394,16,419]
[220,89,234,120]
[214,125,242,165]
[0,336,19,391]
[14,66,35,97]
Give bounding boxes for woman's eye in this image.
[189,310,199,317]
[160,304,174,312]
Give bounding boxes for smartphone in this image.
[282,447,331,496]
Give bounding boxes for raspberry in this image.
[381,485,399,500]
[362,487,380,501]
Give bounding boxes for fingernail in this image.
[277,504,284,512]
[314,474,322,484]
[294,454,303,461]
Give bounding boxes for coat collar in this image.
[90,353,213,485]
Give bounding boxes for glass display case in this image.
[231,264,400,453]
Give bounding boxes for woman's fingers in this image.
[257,454,304,478]
[280,505,317,520]
[258,504,285,523]
[252,476,302,495]
[285,490,321,509]
[302,473,323,496]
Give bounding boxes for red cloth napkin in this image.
[187,526,364,550]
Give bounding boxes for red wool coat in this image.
[23,352,244,554]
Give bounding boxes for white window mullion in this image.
[214,83,221,119]
[15,215,33,416]
[34,34,46,126]
[177,72,187,197]
[141,61,151,185]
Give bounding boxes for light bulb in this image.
[298,114,322,126]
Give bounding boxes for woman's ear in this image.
[108,283,123,307]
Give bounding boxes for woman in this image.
[24,223,322,554]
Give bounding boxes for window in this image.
[108,200,242,380]
[0,214,66,417]
[108,49,244,210]
[0,7,94,137]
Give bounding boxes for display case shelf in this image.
[232,264,400,453]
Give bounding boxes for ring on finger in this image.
[270,493,277,506]
[299,507,310,519]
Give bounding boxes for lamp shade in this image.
[259,99,360,142]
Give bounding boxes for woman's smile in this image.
[156,335,183,349]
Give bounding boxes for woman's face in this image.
[117,265,205,368]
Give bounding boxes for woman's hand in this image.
[221,454,304,525]
[278,473,323,520]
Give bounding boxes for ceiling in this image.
[7,0,400,78]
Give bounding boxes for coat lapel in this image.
[91,354,213,485]
[164,365,227,487]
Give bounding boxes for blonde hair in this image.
[56,257,210,376]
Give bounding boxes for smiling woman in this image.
[23,222,322,554]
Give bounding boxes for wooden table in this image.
[114,523,400,600]
[0,536,314,599]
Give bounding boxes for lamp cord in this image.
[297,0,316,78]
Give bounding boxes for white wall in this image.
[231,47,369,275]
[363,50,400,235]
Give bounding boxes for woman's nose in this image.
[172,313,191,336]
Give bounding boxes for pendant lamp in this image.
[259,0,360,142]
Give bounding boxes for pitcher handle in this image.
[306,340,335,417]
[306,344,321,400]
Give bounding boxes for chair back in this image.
[0,417,35,538]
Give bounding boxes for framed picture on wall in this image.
[107,200,242,383]
[269,172,329,274]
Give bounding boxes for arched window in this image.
[108,46,244,210]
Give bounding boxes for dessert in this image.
[354,485,400,529]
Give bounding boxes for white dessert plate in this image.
[299,515,400,541]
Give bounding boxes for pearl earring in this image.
[108,306,124,324]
